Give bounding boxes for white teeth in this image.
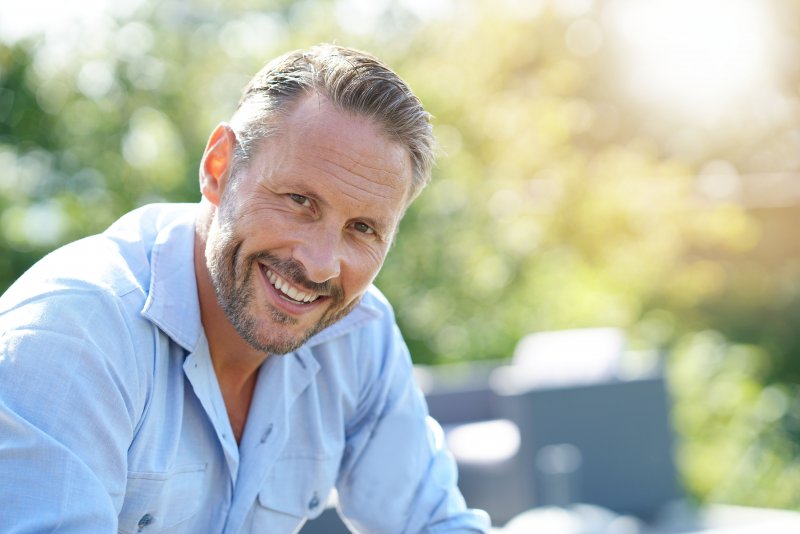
[265,269,319,304]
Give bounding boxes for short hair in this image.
[229,44,435,203]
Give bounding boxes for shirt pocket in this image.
[253,456,337,533]
[117,462,208,533]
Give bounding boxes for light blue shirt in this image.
[0,204,490,533]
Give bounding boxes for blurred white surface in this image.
[493,327,627,394]
[490,503,800,533]
[445,419,520,465]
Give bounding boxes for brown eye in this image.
[353,222,374,235]
[289,194,311,207]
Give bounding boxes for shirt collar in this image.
[140,206,203,353]
[140,205,385,354]
[303,291,383,349]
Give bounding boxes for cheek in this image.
[342,251,386,296]
[234,211,295,253]
[208,218,237,263]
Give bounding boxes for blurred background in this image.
[2,0,800,524]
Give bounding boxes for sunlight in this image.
[608,0,776,120]
[0,0,144,44]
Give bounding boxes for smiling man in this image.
[0,45,490,532]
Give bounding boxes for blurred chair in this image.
[492,373,681,522]
[491,327,681,521]
[427,327,682,526]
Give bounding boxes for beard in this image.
[206,214,359,355]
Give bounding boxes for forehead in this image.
[253,95,413,225]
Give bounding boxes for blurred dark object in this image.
[299,505,350,534]
[422,328,681,525]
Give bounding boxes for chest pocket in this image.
[118,463,207,533]
[253,456,337,534]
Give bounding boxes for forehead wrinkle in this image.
[300,154,403,203]
[319,143,408,181]
[298,135,403,183]
[320,158,402,199]
[290,124,410,193]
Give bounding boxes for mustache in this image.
[251,251,343,300]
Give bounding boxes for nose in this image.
[292,233,342,284]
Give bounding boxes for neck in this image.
[194,206,268,441]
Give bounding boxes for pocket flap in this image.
[257,456,334,520]
[118,463,207,533]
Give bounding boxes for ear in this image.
[199,123,237,206]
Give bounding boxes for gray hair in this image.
[229,44,435,203]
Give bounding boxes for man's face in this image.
[205,96,411,355]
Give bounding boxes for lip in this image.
[258,263,327,316]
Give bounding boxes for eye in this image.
[352,221,375,235]
[289,193,311,207]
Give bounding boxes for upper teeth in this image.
[267,269,319,303]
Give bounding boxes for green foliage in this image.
[377,6,749,364]
[670,331,800,508]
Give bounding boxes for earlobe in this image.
[200,123,236,206]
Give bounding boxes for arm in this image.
[0,291,142,532]
[335,314,491,533]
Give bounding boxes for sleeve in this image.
[0,290,143,532]
[334,310,491,533]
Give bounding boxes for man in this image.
[0,44,490,532]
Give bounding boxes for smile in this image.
[264,267,321,304]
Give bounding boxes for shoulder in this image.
[1,203,194,311]
[0,205,195,424]
[0,203,196,390]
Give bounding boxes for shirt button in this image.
[137,513,154,531]
[308,492,320,511]
[260,423,274,444]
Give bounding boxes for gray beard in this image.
[205,219,357,355]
